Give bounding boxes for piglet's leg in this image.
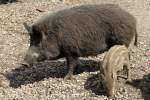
[126,62,131,81]
[64,57,78,80]
[112,72,117,95]
[124,60,131,81]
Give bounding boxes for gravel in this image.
[0,0,150,100]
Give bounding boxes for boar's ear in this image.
[23,22,32,35]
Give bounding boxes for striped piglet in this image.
[100,45,131,97]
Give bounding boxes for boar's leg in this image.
[65,56,78,80]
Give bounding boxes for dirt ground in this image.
[0,0,150,100]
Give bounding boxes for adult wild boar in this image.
[23,4,137,80]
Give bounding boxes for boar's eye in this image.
[30,26,42,46]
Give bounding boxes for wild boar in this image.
[100,45,130,97]
[23,4,137,80]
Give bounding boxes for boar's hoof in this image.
[64,75,76,80]
[126,78,132,83]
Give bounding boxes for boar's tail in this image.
[134,30,138,46]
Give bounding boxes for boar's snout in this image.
[24,53,38,66]
[24,47,41,66]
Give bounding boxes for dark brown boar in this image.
[23,4,137,80]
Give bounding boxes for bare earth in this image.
[0,0,150,100]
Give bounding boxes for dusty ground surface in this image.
[0,0,150,100]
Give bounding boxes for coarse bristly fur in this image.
[23,4,137,80]
[100,45,130,97]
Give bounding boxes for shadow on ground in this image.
[84,73,107,96]
[5,59,100,88]
[127,73,150,100]
[84,69,134,96]
[0,0,18,5]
